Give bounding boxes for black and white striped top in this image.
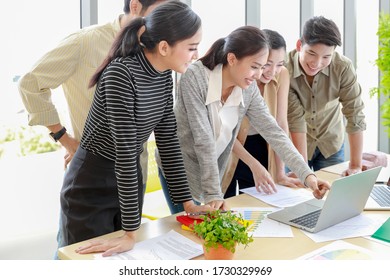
[80,51,192,231]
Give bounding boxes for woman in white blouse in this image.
[159,26,330,213]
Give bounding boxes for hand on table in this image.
[75,231,136,257]
[183,200,228,219]
[183,201,213,215]
[276,173,305,188]
[250,162,277,194]
[342,166,362,177]
[205,199,228,211]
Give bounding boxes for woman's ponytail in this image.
[89,17,145,88]
[199,38,226,70]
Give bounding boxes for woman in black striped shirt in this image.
[59,1,211,257]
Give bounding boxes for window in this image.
[191,0,245,58]
[98,0,123,24]
[0,0,80,159]
[356,0,380,151]
[260,0,300,52]
[0,0,80,253]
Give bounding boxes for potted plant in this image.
[193,210,253,260]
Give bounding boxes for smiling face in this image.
[260,47,286,84]
[165,28,202,74]
[227,48,269,89]
[297,40,335,77]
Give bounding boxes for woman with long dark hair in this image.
[224,29,306,198]
[169,26,329,211]
[59,1,211,257]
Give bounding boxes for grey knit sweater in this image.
[174,61,313,204]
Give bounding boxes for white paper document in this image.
[232,207,293,238]
[296,240,387,260]
[302,214,384,243]
[94,230,203,260]
[241,185,313,208]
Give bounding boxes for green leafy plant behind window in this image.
[0,125,60,158]
[371,12,390,136]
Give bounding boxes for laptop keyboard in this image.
[370,185,390,207]
[289,209,322,229]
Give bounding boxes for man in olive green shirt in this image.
[286,16,366,176]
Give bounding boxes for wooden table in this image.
[58,168,390,260]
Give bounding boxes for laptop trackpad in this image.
[290,199,324,216]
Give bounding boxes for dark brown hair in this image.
[301,16,342,47]
[90,1,201,88]
[263,29,286,51]
[200,26,269,70]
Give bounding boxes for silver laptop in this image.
[267,167,382,233]
[365,176,390,210]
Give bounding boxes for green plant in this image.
[18,126,60,156]
[370,12,390,136]
[193,210,253,253]
[0,125,60,158]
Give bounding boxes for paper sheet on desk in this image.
[302,214,388,243]
[232,207,293,237]
[296,240,387,260]
[241,185,313,208]
[94,230,202,260]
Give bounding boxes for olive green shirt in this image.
[286,50,366,159]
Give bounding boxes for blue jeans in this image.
[54,168,68,260]
[158,167,200,214]
[308,144,345,171]
[54,217,62,259]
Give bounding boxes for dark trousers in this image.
[224,134,268,198]
[59,147,143,246]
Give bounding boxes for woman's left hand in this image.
[205,200,228,211]
[183,200,227,212]
[276,174,305,188]
[182,200,211,213]
[75,231,136,257]
[250,161,277,194]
